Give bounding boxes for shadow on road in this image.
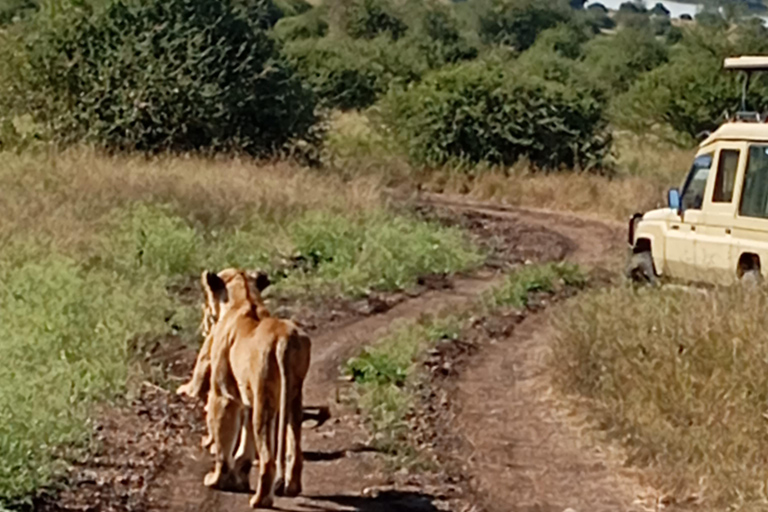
[302,491,443,512]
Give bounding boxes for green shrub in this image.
[274,0,311,17]
[417,4,478,67]
[478,0,572,51]
[382,59,611,171]
[611,25,768,141]
[273,6,329,40]
[582,28,668,93]
[527,23,592,59]
[0,0,36,24]
[344,0,408,40]
[284,35,427,110]
[7,0,316,154]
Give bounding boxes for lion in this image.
[177,269,272,403]
[197,268,311,508]
[178,270,327,455]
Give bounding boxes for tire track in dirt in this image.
[146,197,642,512]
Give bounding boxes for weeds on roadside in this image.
[552,284,768,510]
[346,262,587,461]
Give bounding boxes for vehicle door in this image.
[666,152,713,279]
[734,143,768,276]
[697,145,743,284]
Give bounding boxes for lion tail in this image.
[276,334,290,482]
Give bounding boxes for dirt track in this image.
[41,196,661,512]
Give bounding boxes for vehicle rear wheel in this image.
[626,251,657,285]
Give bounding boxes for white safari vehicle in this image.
[628,56,768,285]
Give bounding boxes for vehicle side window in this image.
[681,153,713,211]
[712,149,740,203]
[739,145,768,218]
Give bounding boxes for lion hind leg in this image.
[284,385,304,497]
[249,375,277,508]
[233,407,255,490]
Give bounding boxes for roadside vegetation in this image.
[2,0,768,505]
[0,150,480,505]
[552,285,768,510]
[345,263,586,460]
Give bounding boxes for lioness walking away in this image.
[193,268,311,508]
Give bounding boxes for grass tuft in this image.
[552,285,768,510]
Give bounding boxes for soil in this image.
[35,195,667,512]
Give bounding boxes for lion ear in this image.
[202,270,228,304]
[246,270,271,293]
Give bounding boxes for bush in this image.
[478,0,572,51]
[344,0,408,40]
[525,23,593,60]
[611,25,768,141]
[582,29,668,93]
[284,35,427,110]
[0,0,36,24]
[417,4,478,67]
[382,60,611,171]
[274,0,311,17]
[5,0,316,154]
[273,6,329,40]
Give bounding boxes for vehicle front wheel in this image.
[626,251,657,286]
[741,269,763,287]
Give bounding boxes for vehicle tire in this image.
[741,269,763,287]
[626,251,657,286]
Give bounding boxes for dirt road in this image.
[43,197,658,512]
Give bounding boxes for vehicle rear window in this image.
[739,145,768,218]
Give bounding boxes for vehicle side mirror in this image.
[668,188,681,212]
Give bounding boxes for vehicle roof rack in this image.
[724,56,768,116]
[724,56,768,71]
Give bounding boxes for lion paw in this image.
[284,480,301,498]
[273,476,285,497]
[176,383,193,397]
[249,494,273,509]
[203,470,223,488]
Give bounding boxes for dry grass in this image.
[552,285,768,511]
[0,148,382,253]
[324,111,697,221]
[428,134,695,221]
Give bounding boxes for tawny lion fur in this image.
[180,268,311,508]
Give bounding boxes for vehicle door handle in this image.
[726,228,732,234]
[672,225,680,230]
[691,226,696,231]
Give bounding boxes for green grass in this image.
[552,284,768,511]
[0,149,482,505]
[346,262,586,459]
[483,262,586,309]
[345,316,463,454]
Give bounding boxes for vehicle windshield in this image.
[739,144,768,218]
[680,152,713,211]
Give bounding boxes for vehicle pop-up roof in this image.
[723,56,768,119]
